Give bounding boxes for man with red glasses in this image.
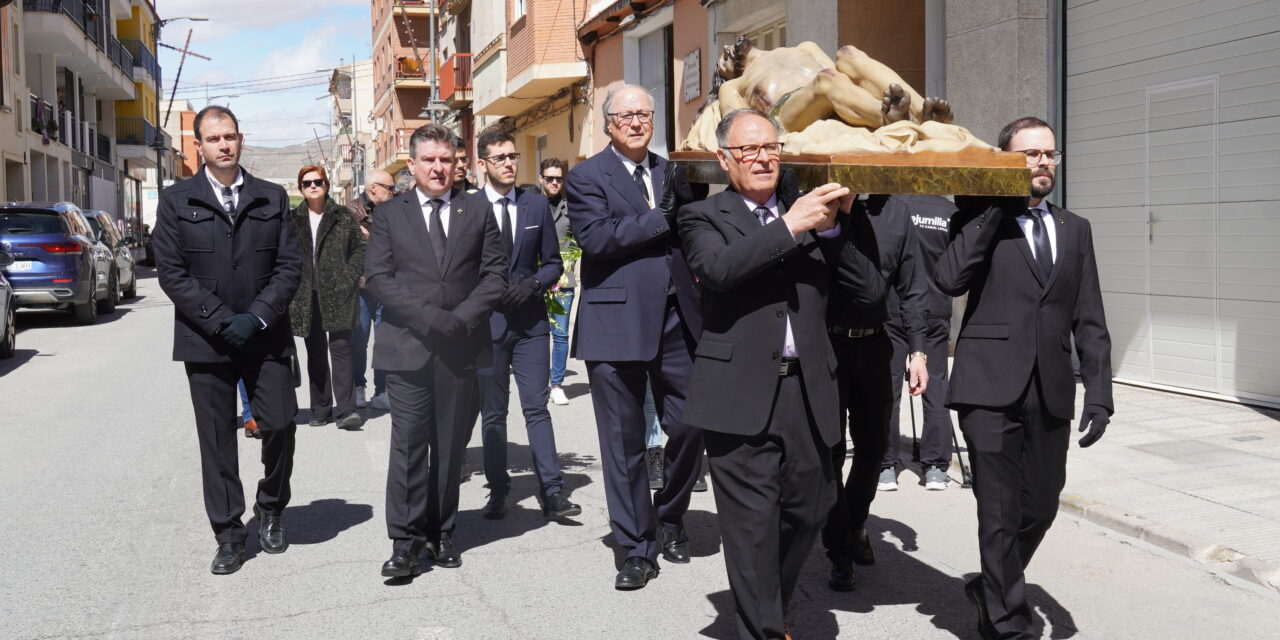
[937,116,1112,640]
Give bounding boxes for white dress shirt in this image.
[611,145,654,206]
[742,194,798,359]
[483,183,516,235]
[204,166,244,212]
[1018,200,1058,262]
[416,187,454,236]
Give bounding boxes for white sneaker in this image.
[549,386,569,405]
[877,467,899,491]
[355,386,367,409]
[370,392,390,410]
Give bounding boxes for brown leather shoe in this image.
[243,419,261,439]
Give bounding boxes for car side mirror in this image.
[0,251,13,267]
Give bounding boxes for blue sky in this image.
[155,0,373,149]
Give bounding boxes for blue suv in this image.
[0,202,114,324]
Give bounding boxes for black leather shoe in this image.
[427,537,461,568]
[254,504,288,554]
[646,446,664,490]
[615,556,658,590]
[459,452,471,483]
[692,471,708,492]
[210,542,245,575]
[336,411,364,430]
[828,556,856,591]
[308,415,330,427]
[541,491,582,520]
[381,549,421,578]
[660,527,691,564]
[965,577,1000,640]
[482,494,506,520]
[853,528,875,565]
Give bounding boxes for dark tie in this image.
[500,197,513,255]
[1028,209,1053,279]
[428,198,447,269]
[221,185,234,215]
[633,165,650,206]
[753,206,770,226]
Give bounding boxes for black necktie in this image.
[1028,209,1053,279]
[633,165,650,206]
[221,185,234,215]
[500,197,513,254]
[753,206,770,226]
[428,198,447,269]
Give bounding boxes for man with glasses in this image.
[678,108,884,639]
[540,157,574,406]
[936,117,1112,639]
[346,169,396,410]
[566,84,704,590]
[472,129,580,522]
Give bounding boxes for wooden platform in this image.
[670,149,1031,196]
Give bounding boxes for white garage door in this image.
[1065,0,1280,405]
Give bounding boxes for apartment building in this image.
[159,98,197,179]
[114,0,166,235]
[323,59,374,202]
[369,0,439,177]
[1,2,28,201]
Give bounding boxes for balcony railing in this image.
[439,53,472,104]
[29,95,55,136]
[107,37,136,80]
[120,39,159,86]
[396,57,427,80]
[24,1,135,79]
[95,132,111,162]
[116,117,157,147]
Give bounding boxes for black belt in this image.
[778,357,801,377]
[827,324,881,338]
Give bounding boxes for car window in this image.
[85,216,103,236]
[0,211,66,235]
[68,211,91,237]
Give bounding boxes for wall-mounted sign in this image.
[683,48,702,103]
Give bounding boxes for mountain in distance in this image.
[240,137,334,184]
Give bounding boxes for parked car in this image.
[0,248,15,358]
[85,210,137,299]
[0,202,115,324]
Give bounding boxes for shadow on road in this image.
[244,498,373,558]
[560,381,591,400]
[16,305,133,330]
[0,348,37,376]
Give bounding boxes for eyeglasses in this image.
[608,111,654,125]
[541,175,564,183]
[483,152,522,165]
[1013,149,1064,165]
[300,179,327,188]
[721,143,782,161]
[373,182,395,192]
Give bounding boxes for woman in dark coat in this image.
[289,165,367,429]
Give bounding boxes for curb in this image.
[1059,493,1280,595]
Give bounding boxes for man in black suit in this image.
[152,106,302,575]
[566,84,704,589]
[936,117,1113,639]
[364,123,507,578]
[679,108,885,640]
[472,128,580,521]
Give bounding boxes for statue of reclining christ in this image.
[681,38,991,155]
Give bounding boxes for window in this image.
[744,19,786,51]
[638,26,674,154]
[535,134,547,170]
[512,0,526,19]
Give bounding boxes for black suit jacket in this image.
[364,188,508,373]
[487,188,563,339]
[153,168,302,363]
[566,145,701,362]
[677,189,887,446]
[935,196,1113,419]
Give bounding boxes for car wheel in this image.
[0,302,14,358]
[73,295,97,325]
[97,269,118,314]
[123,271,137,299]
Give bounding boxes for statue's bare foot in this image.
[921,97,954,124]
[881,84,911,124]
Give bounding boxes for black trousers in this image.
[885,316,954,469]
[303,291,355,421]
[585,297,702,563]
[385,356,478,554]
[706,369,835,640]
[821,330,893,559]
[184,358,297,544]
[958,369,1070,638]
[478,329,563,498]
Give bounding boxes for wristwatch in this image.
[909,351,928,362]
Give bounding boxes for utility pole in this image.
[160,30,211,128]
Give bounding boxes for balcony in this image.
[95,132,112,163]
[440,53,472,109]
[120,39,162,87]
[394,56,432,89]
[438,0,470,16]
[116,117,157,147]
[23,0,136,98]
[396,0,437,16]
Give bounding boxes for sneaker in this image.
[336,411,365,430]
[877,467,898,491]
[924,466,949,491]
[549,386,569,405]
[355,386,367,409]
[370,392,390,410]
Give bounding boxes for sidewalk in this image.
[897,379,1280,594]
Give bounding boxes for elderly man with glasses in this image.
[566,84,704,590]
[347,169,397,410]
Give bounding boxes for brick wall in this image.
[506,0,589,83]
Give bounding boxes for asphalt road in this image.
[2,269,1276,639]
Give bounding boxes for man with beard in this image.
[454,138,478,193]
[540,157,574,406]
[936,117,1112,639]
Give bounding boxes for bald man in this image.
[348,169,397,409]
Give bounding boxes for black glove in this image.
[1077,404,1110,448]
[218,313,261,351]
[429,310,466,337]
[499,277,541,309]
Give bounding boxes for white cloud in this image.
[155,0,370,44]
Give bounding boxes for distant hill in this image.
[240,138,334,185]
